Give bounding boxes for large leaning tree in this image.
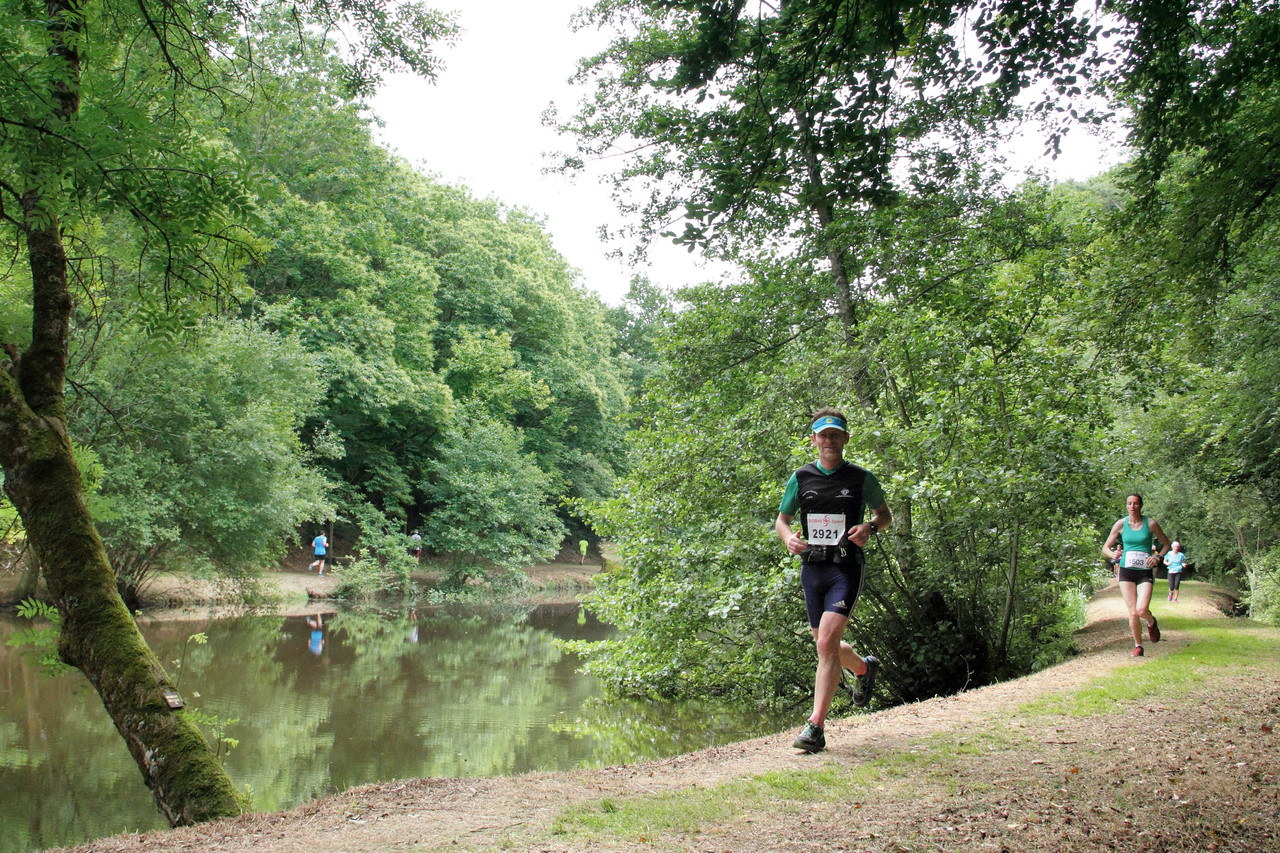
[0,0,453,826]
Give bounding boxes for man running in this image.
[775,408,892,753]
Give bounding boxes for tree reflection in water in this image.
[0,602,792,852]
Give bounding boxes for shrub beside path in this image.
[62,581,1280,852]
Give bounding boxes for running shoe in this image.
[852,655,879,707]
[792,721,825,753]
[1147,617,1160,643]
[1131,645,1144,657]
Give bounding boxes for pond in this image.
[0,601,794,852]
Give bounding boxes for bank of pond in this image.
[0,600,794,852]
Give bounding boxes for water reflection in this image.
[0,602,792,852]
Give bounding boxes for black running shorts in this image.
[800,561,864,628]
[1118,567,1154,585]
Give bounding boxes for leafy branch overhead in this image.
[553,0,1110,258]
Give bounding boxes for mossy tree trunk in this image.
[0,0,241,826]
[0,371,242,825]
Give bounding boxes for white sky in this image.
[369,0,1126,307]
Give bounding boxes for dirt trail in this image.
[62,582,1280,853]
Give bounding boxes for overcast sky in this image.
[368,0,1125,307]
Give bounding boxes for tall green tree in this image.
[0,0,453,826]
[606,276,673,405]
[554,0,1106,260]
[578,177,1109,704]
[70,316,332,607]
[232,36,630,568]
[555,0,1115,703]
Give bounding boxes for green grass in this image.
[1019,611,1280,718]
[546,738,1006,845]
[548,768,839,840]
[533,586,1280,850]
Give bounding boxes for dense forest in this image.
[1,0,1278,827]
[552,0,1280,709]
[1,17,640,609]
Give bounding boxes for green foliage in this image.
[172,633,209,692]
[1246,548,1280,627]
[234,78,636,578]
[555,0,1108,261]
[605,277,673,408]
[1116,0,1280,249]
[421,414,566,574]
[577,175,1107,707]
[332,500,419,600]
[6,600,70,677]
[182,707,241,761]
[71,318,333,601]
[167,631,241,759]
[229,35,631,564]
[0,498,19,557]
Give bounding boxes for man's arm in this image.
[849,502,891,548]
[775,513,807,555]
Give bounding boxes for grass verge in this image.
[531,585,1280,852]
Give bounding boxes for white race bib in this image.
[1124,551,1151,569]
[806,513,847,546]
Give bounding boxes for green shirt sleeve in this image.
[863,470,886,511]
[778,473,800,516]
[780,468,885,517]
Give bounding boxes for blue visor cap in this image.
[811,415,848,434]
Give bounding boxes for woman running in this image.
[1164,541,1186,602]
[1103,493,1172,656]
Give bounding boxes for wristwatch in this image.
[867,521,878,535]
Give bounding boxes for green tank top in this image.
[1119,516,1154,569]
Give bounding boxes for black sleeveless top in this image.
[794,461,868,567]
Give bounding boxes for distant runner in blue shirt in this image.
[309,532,328,576]
[1164,541,1186,603]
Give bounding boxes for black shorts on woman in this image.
[1117,566,1154,585]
